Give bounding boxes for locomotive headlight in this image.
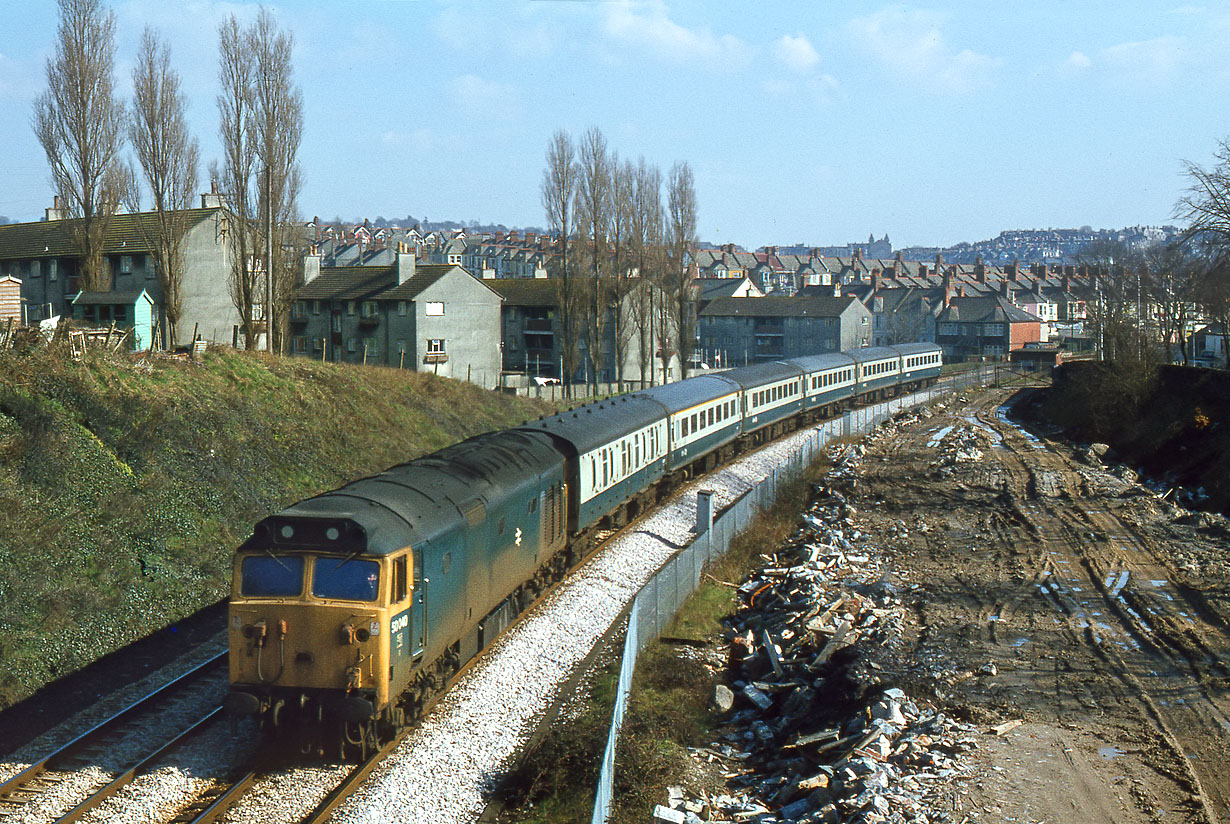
[356,627,371,643]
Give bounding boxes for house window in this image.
[397,301,408,316]
[291,302,306,319]
[31,260,41,278]
[48,260,57,281]
[362,300,378,318]
[293,336,307,352]
[144,256,155,278]
[119,256,132,273]
[312,300,321,315]
[312,338,323,350]
[331,315,342,333]
[347,301,357,315]
[396,339,407,353]
[347,338,357,353]
[426,338,445,355]
[425,301,444,316]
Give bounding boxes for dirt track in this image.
[853,388,1230,824]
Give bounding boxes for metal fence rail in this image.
[590,369,990,823]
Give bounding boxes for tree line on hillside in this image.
[541,127,697,398]
[32,0,301,350]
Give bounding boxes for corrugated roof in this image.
[0,209,220,260]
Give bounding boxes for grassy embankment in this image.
[502,459,829,824]
[0,345,555,710]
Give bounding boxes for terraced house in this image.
[290,251,502,386]
[0,194,240,347]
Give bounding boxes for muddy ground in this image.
[839,387,1230,823]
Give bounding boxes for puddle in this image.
[927,425,954,447]
[1150,580,1168,587]
[1099,746,1126,759]
[1109,571,1129,598]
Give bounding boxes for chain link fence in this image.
[591,367,992,823]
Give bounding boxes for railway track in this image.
[0,652,228,824]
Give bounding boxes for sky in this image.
[2,1,1229,250]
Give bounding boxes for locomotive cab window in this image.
[393,556,408,603]
[312,557,380,602]
[240,554,305,597]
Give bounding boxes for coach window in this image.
[393,557,408,603]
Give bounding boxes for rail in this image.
[0,651,228,822]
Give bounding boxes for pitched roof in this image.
[936,295,1041,324]
[484,278,561,307]
[0,209,220,260]
[73,289,151,306]
[700,295,860,318]
[294,263,474,302]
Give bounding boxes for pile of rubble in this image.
[657,443,983,824]
[928,427,986,476]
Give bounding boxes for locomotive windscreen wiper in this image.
[263,548,294,572]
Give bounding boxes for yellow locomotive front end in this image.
[226,546,398,755]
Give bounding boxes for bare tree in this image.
[609,157,637,390]
[214,11,303,352]
[576,127,614,394]
[1144,241,1201,365]
[1178,138,1230,245]
[628,159,664,385]
[251,8,304,353]
[215,14,259,349]
[32,0,126,292]
[541,130,581,396]
[666,161,698,379]
[1177,139,1230,365]
[129,27,199,346]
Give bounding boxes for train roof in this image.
[631,374,740,414]
[888,342,942,356]
[848,346,903,363]
[719,361,803,390]
[779,352,856,373]
[241,429,562,557]
[516,394,666,455]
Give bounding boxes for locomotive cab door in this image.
[388,553,415,690]
[411,551,426,659]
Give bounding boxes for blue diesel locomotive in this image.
[226,343,942,756]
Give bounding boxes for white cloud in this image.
[1101,36,1187,84]
[602,1,750,70]
[1063,50,1092,72]
[847,8,1000,94]
[773,33,821,74]
[449,74,521,120]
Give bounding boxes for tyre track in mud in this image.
[974,393,1230,824]
[853,388,1230,823]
